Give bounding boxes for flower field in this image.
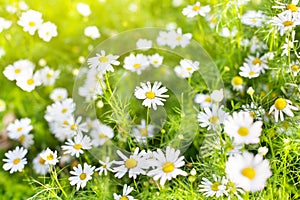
[0,0,300,199]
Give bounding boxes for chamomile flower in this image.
[113,147,149,179]
[3,59,35,81]
[224,111,263,144]
[84,26,100,40]
[36,66,60,86]
[40,148,59,165]
[95,157,115,176]
[182,2,211,18]
[134,81,169,110]
[61,116,88,136]
[219,26,237,38]
[147,146,187,186]
[258,146,269,156]
[157,31,172,46]
[272,0,299,13]
[197,105,229,130]
[16,71,42,92]
[123,53,150,75]
[226,151,272,192]
[287,60,300,76]
[271,11,300,36]
[199,174,229,198]
[90,123,114,147]
[113,184,135,200]
[269,98,298,122]
[132,119,155,144]
[245,54,268,74]
[3,146,28,173]
[38,22,58,42]
[174,59,200,78]
[168,28,192,49]
[136,38,152,50]
[61,132,92,158]
[77,3,91,17]
[0,17,12,33]
[148,53,164,68]
[87,50,120,74]
[15,133,34,149]
[33,150,50,175]
[7,118,33,138]
[242,102,265,120]
[18,10,43,35]
[69,163,95,190]
[231,76,244,91]
[210,89,224,102]
[45,98,75,122]
[6,1,28,13]
[50,88,68,102]
[241,10,266,27]
[194,93,212,108]
[239,63,260,79]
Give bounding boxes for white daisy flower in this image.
[33,150,50,175]
[148,53,164,68]
[17,10,43,35]
[45,98,75,122]
[2,146,28,173]
[219,26,237,38]
[174,59,200,78]
[168,28,192,49]
[136,38,152,50]
[36,66,60,86]
[15,133,34,149]
[38,21,58,42]
[78,77,105,102]
[113,147,149,179]
[210,89,224,102]
[16,71,42,92]
[226,143,243,156]
[40,148,59,165]
[87,50,120,74]
[69,163,95,190]
[272,0,299,13]
[239,63,260,79]
[123,53,150,75]
[269,98,298,122]
[0,17,12,33]
[76,3,91,17]
[60,116,88,136]
[287,60,300,76]
[132,119,155,144]
[270,11,300,36]
[194,93,212,108]
[3,59,35,81]
[245,53,269,74]
[258,146,269,156]
[199,174,229,198]
[7,118,33,138]
[225,151,272,192]
[147,147,187,186]
[61,132,92,158]
[134,81,169,110]
[95,157,115,176]
[157,31,172,46]
[197,105,229,130]
[224,111,263,144]
[182,2,211,18]
[241,10,266,27]
[113,184,135,200]
[281,30,298,56]
[231,76,244,91]
[6,1,29,13]
[84,26,101,40]
[90,123,114,147]
[242,102,265,120]
[50,88,68,102]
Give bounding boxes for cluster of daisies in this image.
[3,59,60,92]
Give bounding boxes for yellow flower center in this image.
[286,4,298,12]
[70,123,77,130]
[27,78,34,85]
[176,36,182,41]
[249,111,256,117]
[153,60,158,64]
[13,158,21,165]
[186,67,193,71]
[99,133,107,139]
[17,127,23,132]
[241,167,256,180]
[251,18,257,23]
[120,196,129,200]
[291,65,299,72]
[99,56,108,63]
[19,135,25,143]
[61,108,67,113]
[140,128,147,136]
[46,72,53,78]
[193,5,200,11]
[29,21,35,27]
[133,63,141,69]
[252,58,262,65]
[249,71,255,76]
[274,98,287,110]
[73,144,82,150]
[46,154,54,160]
[125,158,137,169]
[211,182,221,191]
[15,69,21,74]
[283,20,293,27]
[39,157,46,164]
[204,96,211,102]
[79,173,87,180]
[145,91,155,99]
[57,95,62,100]
[238,127,249,136]
[162,161,175,173]
[102,164,107,168]
[232,76,243,86]
[209,116,219,124]
[63,121,69,126]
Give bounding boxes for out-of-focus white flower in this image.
[241,10,266,27]
[38,22,58,42]
[258,146,269,156]
[84,26,100,40]
[219,26,237,38]
[182,2,211,18]
[136,39,152,50]
[0,17,12,32]
[36,66,60,86]
[6,1,28,13]
[50,88,68,102]
[148,53,163,68]
[3,59,35,81]
[16,72,42,92]
[77,3,91,17]
[123,54,150,75]
[174,59,200,78]
[0,99,6,112]
[18,10,43,35]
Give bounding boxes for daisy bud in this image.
[247,87,255,96]
[258,146,268,156]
